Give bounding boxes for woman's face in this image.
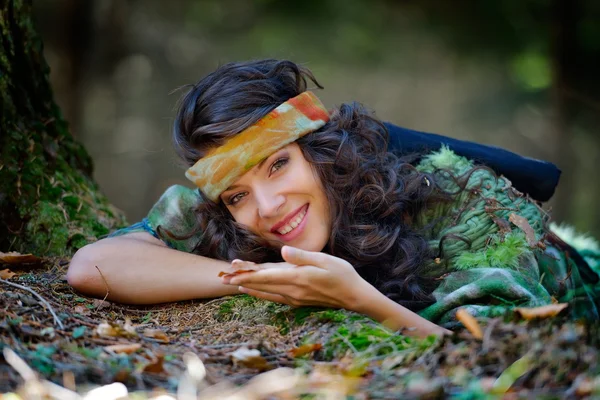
[219,143,331,252]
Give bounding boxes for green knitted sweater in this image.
[415,147,600,325]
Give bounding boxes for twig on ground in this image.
[3,347,37,381]
[94,265,110,305]
[1,277,64,330]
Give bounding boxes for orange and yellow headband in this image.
[185,91,330,202]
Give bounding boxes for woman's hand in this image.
[222,247,450,337]
[221,246,373,310]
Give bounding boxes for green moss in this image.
[455,232,529,271]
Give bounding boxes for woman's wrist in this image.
[348,279,450,337]
[345,278,385,315]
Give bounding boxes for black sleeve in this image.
[384,122,561,202]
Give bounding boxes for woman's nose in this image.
[255,190,285,219]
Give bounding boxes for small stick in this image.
[95,265,110,304]
[1,278,64,330]
[3,347,37,381]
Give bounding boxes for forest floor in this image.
[1,255,600,399]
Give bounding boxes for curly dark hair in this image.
[170,59,448,311]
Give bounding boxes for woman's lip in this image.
[270,204,309,233]
[272,205,309,241]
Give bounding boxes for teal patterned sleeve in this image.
[108,185,203,253]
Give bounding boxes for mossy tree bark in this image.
[0,0,126,256]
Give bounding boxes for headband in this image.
[185,91,330,202]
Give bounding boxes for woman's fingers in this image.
[237,283,294,296]
[281,246,345,269]
[281,246,330,269]
[231,259,257,270]
[238,287,292,305]
[228,267,313,285]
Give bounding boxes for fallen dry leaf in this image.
[95,321,137,338]
[91,299,109,310]
[307,365,361,396]
[104,343,142,354]
[514,303,568,320]
[143,329,169,343]
[509,213,538,247]
[492,216,512,235]
[288,343,322,358]
[0,268,16,280]
[218,269,259,278]
[230,347,271,371]
[218,259,261,277]
[142,353,166,374]
[0,251,42,265]
[123,319,137,336]
[456,308,483,339]
[73,305,91,316]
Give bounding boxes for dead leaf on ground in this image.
[0,251,42,266]
[509,213,538,247]
[229,347,271,371]
[143,329,170,343]
[73,305,91,316]
[307,365,362,396]
[456,308,483,339]
[0,268,16,280]
[95,320,138,338]
[104,343,142,354]
[514,303,568,320]
[142,353,166,374]
[91,299,109,310]
[289,343,322,358]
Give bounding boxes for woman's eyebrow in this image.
[223,152,283,193]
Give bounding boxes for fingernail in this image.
[232,259,255,269]
[238,286,247,293]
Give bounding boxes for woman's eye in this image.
[270,157,288,175]
[227,192,246,205]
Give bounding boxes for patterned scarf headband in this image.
[185,91,330,202]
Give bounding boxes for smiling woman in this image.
[219,143,331,252]
[67,59,600,336]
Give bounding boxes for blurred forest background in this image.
[33,0,600,238]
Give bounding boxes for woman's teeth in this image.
[277,208,307,235]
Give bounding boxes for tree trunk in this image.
[0,0,126,256]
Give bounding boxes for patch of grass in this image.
[317,318,440,360]
[312,309,350,323]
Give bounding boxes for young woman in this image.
[67,60,599,337]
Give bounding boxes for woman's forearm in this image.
[350,282,450,337]
[67,232,238,304]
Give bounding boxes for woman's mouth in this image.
[272,205,309,241]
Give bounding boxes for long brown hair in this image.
[171,60,447,310]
